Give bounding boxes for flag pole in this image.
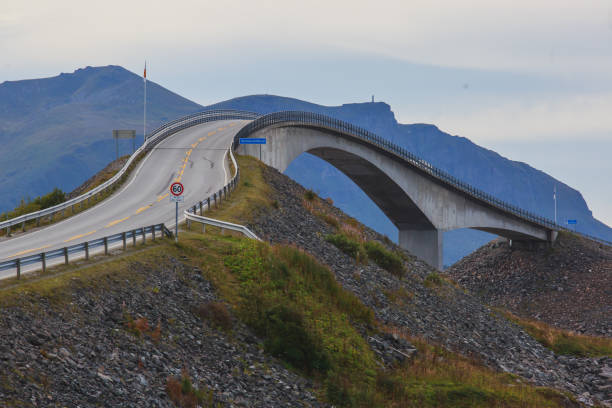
[143,61,147,143]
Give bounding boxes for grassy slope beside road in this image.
[0,154,599,407]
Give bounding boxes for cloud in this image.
[418,92,612,143]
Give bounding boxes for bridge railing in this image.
[0,224,173,279]
[233,111,612,246]
[0,110,259,235]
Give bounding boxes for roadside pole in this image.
[169,182,184,242]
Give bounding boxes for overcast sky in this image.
[2,0,611,225]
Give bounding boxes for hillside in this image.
[446,233,612,337]
[1,155,610,407]
[2,66,610,266]
[0,65,202,212]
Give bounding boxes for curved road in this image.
[0,119,247,277]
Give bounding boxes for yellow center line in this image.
[191,142,197,148]
[64,230,97,243]
[157,193,169,202]
[10,245,51,258]
[105,216,130,228]
[135,205,151,214]
[218,127,225,131]
[228,123,235,127]
[208,131,216,136]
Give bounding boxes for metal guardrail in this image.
[185,213,261,241]
[1,109,260,235]
[0,224,173,279]
[234,111,612,247]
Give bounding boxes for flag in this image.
[143,61,147,81]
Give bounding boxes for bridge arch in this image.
[235,113,557,269]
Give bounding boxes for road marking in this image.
[218,127,225,131]
[64,230,96,243]
[10,245,51,258]
[105,216,130,228]
[208,131,216,136]
[135,205,151,214]
[157,193,169,201]
[228,123,235,127]
[191,143,197,148]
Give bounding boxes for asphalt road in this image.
[0,119,247,277]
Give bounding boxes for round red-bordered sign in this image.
[170,182,184,196]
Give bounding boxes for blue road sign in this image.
[239,138,267,144]
[567,219,577,225]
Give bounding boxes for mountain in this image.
[1,67,609,265]
[0,65,202,212]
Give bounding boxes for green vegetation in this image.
[364,241,405,277]
[304,189,316,201]
[325,233,406,276]
[166,371,217,408]
[0,188,66,220]
[424,272,443,287]
[325,233,367,262]
[501,311,612,358]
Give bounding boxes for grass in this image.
[325,233,368,263]
[364,241,405,277]
[166,370,216,408]
[202,155,274,224]
[500,310,612,358]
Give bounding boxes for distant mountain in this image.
[1,67,609,265]
[0,65,202,212]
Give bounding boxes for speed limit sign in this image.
[170,182,184,197]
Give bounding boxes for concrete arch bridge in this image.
[234,111,559,269]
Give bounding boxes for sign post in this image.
[170,182,184,242]
[239,138,267,161]
[112,130,136,160]
[567,219,577,232]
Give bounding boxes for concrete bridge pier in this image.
[399,227,443,270]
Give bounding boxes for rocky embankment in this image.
[0,256,323,406]
[446,234,612,337]
[248,166,612,407]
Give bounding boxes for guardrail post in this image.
[199,202,203,215]
[122,232,127,250]
[84,241,89,260]
[187,218,191,229]
[104,237,108,255]
[36,217,40,227]
[214,193,217,208]
[207,198,210,210]
[41,252,46,273]
[132,230,136,247]
[21,220,25,232]
[141,227,146,244]
[202,223,206,233]
[16,259,21,279]
[6,225,11,237]
[64,247,68,265]
[152,225,156,241]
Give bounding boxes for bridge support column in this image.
[399,228,443,270]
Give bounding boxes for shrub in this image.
[166,371,214,408]
[364,241,405,277]
[325,233,367,263]
[304,189,316,201]
[126,316,150,337]
[318,212,340,229]
[261,305,330,374]
[424,272,443,287]
[196,301,233,331]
